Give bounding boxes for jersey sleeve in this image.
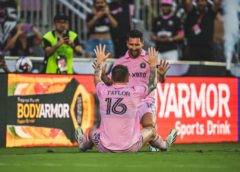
[134,84,148,98]
[96,82,106,98]
[137,99,156,120]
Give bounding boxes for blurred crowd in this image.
[0,0,239,74]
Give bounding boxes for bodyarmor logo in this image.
[157,83,231,118]
[17,103,70,119]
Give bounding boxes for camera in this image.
[22,24,34,37]
[62,30,69,38]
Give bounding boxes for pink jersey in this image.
[96,82,148,151]
[114,49,150,86]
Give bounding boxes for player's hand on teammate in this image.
[94,44,110,65]
[148,47,158,68]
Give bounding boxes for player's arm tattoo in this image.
[94,63,102,86]
[148,67,157,93]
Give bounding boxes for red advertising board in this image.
[156,77,238,143]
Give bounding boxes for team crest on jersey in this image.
[140,62,146,68]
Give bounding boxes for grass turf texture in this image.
[0,143,240,172]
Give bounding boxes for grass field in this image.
[0,143,240,172]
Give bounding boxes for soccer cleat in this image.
[74,127,85,150]
[148,145,160,152]
[166,128,178,148]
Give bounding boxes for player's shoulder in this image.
[96,82,108,90]
[114,52,129,64]
[142,50,150,62]
[114,57,124,65]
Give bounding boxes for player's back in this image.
[96,82,147,151]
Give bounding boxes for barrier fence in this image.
[2,56,240,76]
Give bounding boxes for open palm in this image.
[94,44,110,64]
[148,47,158,68]
[157,59,170,76]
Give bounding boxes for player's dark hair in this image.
[53,13,69,22]
[127,29,143,41]
[111,65,129,83]
[93,0,107,5]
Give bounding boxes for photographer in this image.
[85,0,118,58]
[4,23,42,56]
[42,13,83,74]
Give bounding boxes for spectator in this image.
[151,0,184,61]
[213,7,224,61]
[109,0,134,58]
[183,0,221,61]
[42,13,83,74]
[85,0,118,58]
[0,51,9,73]
[4,23,42,56]
[0,0,18,51]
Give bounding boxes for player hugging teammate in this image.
[75,29,178,153]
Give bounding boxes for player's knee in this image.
[141,113,156,128]
[145,126,157,139]
[142,122,155,128]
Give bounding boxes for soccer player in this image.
[100,29,174,151]
[101,29,169,85]
[75,44,177,152]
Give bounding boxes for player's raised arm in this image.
[147,47,158,93]
[157,59,170,83]
[101,64,113,86]
[94,44,110,85]
[94,44,110,64]
[93,44,110,85]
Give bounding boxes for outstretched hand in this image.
[157,59,170,77]
[94,44,110,65]
[148,47,158,68]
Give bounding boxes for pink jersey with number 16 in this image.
[96,82,148,151]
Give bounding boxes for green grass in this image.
[1,143,240,172]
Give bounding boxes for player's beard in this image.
[129,49,141,58]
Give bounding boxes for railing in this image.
[18,0,92,40]
[2,56,239,77]
[14,0,240,66]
